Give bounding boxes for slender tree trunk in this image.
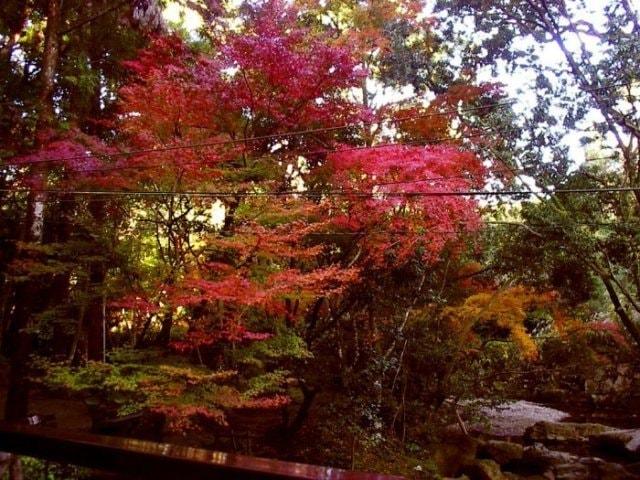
[84,199,109,361]
[2,0,64,423]
[135,315,153,348]
[67,298,87,363]
[600,274,640,350]
[38,0,63,127]
[281,382,317,438]
[2,283,34,421]
[86,263,106,361]
[155,274,175,346]
[1,189,47,420]
[156,310,174,347]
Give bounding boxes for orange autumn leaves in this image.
[442,286,560,360]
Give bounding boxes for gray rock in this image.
[585,364,636,407]
[579,457,638,480]
[523,444,580,468]
[590,428,640,459]
[627,462,640,475]
[521,447,639,479]
[519,474,554,480]
[525,421,614,444]
[601,465,638,480]
[473,401,570,438]
[502,473,522,480]
[479,440,524,465]
[553,462,590,480]
[461,459,507,480]
[432,435,479,477]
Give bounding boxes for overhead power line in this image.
[2,185,639,199]
[24,218,640,233]
[0,125,515,177]
[2,101,516,168]
[42,129,507,176]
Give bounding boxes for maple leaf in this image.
[325,144,485,265]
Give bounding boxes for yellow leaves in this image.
[442,286,557,360]
[509,324,538,360]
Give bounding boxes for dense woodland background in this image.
[1,0,640,478]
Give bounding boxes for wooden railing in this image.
[0,422,402,480]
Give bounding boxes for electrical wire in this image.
[2,185,639,199]
[23,129,504,176]
[1,101,516,168]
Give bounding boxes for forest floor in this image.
[1,361,640,479]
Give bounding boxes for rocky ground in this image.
[436,401,640,480]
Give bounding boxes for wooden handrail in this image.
[0,422,402,480]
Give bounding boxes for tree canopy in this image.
[1,0,639,477]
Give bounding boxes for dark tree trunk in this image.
[281,382,317,438]
[2,0,64,423]
[85,199,108,361]
[1,189,48,420]
[601,275,640,350]
[38,0,63,127]
[47,271,72,356]
[155,274,175,347]
[2,283,34,421]
[86,263,106,361]
[135,315,153,348]
[155,310,174,347]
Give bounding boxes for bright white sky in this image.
[164,3,204,30]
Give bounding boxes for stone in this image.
[518,446,638,479]
[502,473,521,480]
[461,459,507,480]
[518,474,554,480]
[522,444,580,469]
[585,364,636,407]
[472,401,570,438]
[591,462,640,480]
[580,457,638,480]
[590,428,640,460]
[627,462,640,475]
[553,462,590,480]
[478,440,524,465]
[432,435,479,477]
[524,421,614,444]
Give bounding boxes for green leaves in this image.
[244,369,290,398]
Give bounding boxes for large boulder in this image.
[522,443,581,469]
[516,444,638,480]
[478,440,524,466]
[585,364,637,407]
[461,459,507,480]
[580,457,638,480]
[628,463,640,476]
[432,435,479,477]
[553,461,590,480]
[472,401,570,438]
[590,429,640,460]
[524,421,614,444]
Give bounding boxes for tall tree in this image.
[435,0,640,348]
